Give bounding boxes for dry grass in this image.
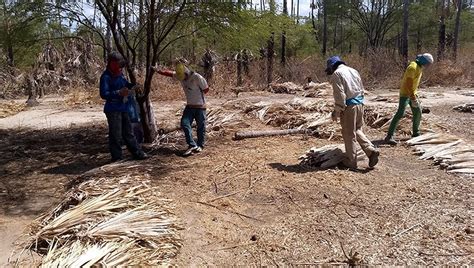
[0,101,26,118]
[64,86,103,107]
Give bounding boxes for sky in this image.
[251,0,312,17]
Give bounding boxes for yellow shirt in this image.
[400,61,422,98]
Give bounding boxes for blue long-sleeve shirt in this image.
[99,70,134,113]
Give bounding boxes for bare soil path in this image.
[0,87,472,266]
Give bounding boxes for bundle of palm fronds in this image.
[363,107,393,128]
[21,175,181,267]
[299,144,365,168]
[453,103,474,113]
[248,100,333,131]
[269,82,303,94]
[206,107,244,131]
[406,133,474,175]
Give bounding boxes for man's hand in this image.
[203,88,209,94]
[118,88,129,97]
[331,110,340,121]
[410,98,420,108]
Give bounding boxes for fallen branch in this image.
[392,223,422,238]
[233,128,311,140]
[195,201,263,222]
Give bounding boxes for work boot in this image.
[133,151,149,160]
[384,135,398,145]
[368,150,380,168]
[183,146,199,156]
[341,158,357,170]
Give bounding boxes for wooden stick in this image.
[393,223,421,238]
[195,201,263,222]
[206,189,245,203]
[233,128,310,140]
[210,242,256,251]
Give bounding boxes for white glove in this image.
[410,98,420,108]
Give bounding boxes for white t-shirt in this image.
[179,72,208,107]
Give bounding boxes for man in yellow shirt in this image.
[385,53,434,145]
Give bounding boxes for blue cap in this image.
[325,56,345,73]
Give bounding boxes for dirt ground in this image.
[0,87,473,266]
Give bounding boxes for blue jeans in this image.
[106,111,142,160]
[181,107,206,147]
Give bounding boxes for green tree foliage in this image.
[0,0,49,67]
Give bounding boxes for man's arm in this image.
[100,75,121,100]
[331,74,346,112]
[152,66,175,78]
[198,74,209,94]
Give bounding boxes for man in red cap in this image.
[99,51,147,162]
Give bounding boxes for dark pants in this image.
[180,107,206,147]
[106,111,142,160]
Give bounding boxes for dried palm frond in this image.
[22,174,181,266]
[299,144,365,168]
[406,133,474,175]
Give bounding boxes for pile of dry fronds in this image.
[453,103,474,113]
[407,133,474,175]
[246,98,333,130]
[19,175,181,267]
[0,101,26,118]
[64,87,102,107]
[269,82,303,94]
[299,144,365,168]
[268,81,332,97]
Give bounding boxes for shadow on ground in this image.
[0,126,110,216]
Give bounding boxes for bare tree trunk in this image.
[322,0,327,56]
[333,15,338,49]
[401,0,409,64]
[7,43,14,67]
[123,0,130,61]
[267,32,274,84]
[237,52,243,86]
[2,2,13,66]
[105,24,112,60]
[281,0,287,65]
[416,26,422,50]
[453,0,462,61]
[438,0,447,61]
[310,0,318,44]
[296,0,300,24]
[138,0,144,67]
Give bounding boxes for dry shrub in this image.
[64,86,103,107]
[149,76,184,102]
[0,100,26,118]
[424,53,473,87]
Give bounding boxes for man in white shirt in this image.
[155,63,209,156]
[326,56,379,169]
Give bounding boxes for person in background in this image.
[326,56,380,169]
[153,63,209,156]
[99,51,147,161]
[385,53,434,145]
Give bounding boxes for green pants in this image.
[387,96,422,137]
